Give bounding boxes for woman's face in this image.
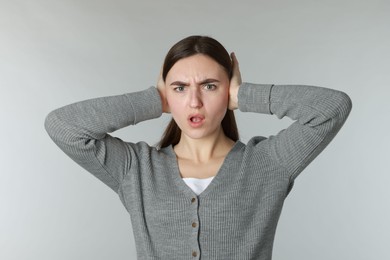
[165,54,230,141]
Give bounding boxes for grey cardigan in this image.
[45,83,352,260]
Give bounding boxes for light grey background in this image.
[1,0,389,259]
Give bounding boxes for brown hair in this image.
[158,35,239,148]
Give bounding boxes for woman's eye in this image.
[174,86,185,92]
[204,84,217,90]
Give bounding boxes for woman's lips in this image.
[188,114,205,127]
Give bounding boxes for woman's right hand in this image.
[156,67,170,113]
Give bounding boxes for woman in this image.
[45,35,352,260]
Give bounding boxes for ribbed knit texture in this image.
[44,83,352,260]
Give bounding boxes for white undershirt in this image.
[182,176,214,195]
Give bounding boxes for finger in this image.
[230,52,242,86]
[230,52,239,73]
[231,52,240,73]
[231,52,239,66]
[158,65,164,82]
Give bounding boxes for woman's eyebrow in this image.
[170,81,189,86]
[198,78,220,84]
[170,79,220,86]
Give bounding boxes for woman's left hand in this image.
[228,52,242,110]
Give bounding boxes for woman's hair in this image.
[158,35,239,148]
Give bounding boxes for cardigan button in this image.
[192,251,197,257]
[192,222,197,228]
[191,197,196,203]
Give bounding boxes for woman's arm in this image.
[229,53,352,180]
[238,83,352,180]
[44,87,163,192]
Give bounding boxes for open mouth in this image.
[190,117,203,123]
[188,114,205,127]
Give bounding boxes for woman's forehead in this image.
[166,54,228,82]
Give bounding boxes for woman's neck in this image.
[173,128,235,163]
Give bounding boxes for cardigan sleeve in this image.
[238,83,352,180]
[44,87,163,192]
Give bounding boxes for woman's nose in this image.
[189,89,203,108]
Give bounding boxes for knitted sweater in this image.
[44,83,352,260]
